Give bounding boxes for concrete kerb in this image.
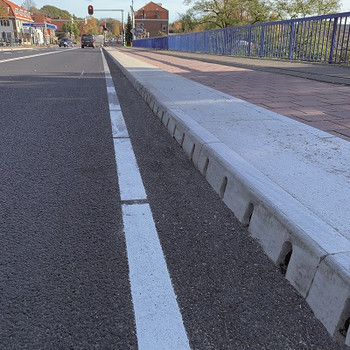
[307,252,350,345]
[103,48,350,346]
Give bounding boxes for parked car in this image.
[59,37,74,47]
[81,34,95,48]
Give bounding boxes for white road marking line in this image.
[123,203,191,350]
[107,86,116,94]
[101,50,190,350]
[110,110,129,138]
[0,48,76,63]
[113,138,147,201]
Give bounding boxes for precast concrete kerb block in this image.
[104,48,350,346]
[197,134,350,346]
[307,252,350,345]
[165,108,222,167]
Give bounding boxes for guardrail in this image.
[133,12,350,64]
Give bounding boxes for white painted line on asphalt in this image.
[110,110,129,138]
[107,86,116,94]
[109,103,121,111]
[113,138,147,201]
[123,203,191,350]
[0,48,76,63]
[101,50,190,349]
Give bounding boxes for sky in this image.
[31,0,350,23]
[31,0,191,23]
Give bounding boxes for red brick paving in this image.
[118,48,350,142]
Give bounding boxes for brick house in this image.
[134,2,168,39]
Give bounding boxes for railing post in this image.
[328,17,338,63]
[260,25,265,57]
[203,31,206,53]
[288,22,295,60]
[248,26,252,56]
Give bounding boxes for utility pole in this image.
[130,0,135,41]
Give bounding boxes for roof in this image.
[2,0,33,21]
[135,1,168,20]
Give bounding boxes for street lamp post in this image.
[130,0,135,41]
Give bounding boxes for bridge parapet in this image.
[133,12,350,64]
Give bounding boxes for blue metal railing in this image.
[133,12,350,64]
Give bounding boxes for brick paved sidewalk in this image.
[118,48,350,142]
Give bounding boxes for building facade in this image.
[0,0,33,44]
[134,2,168,39]
[31,13,56,44]
[0,1,58,45]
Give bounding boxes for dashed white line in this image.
[113,138,147,201]
[122,203,191,349]
[101,49,190,350]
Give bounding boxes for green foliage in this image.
[125,13,133,46]
[109,19,122,36]
[84,17,99,35]
[181,0,341,30]
[96,18,121,36]
[178,10,202,32]
[107,19,121,36]
[184,0,273,28]
[273,0,341,19]
[39,5,71,18]
[62,21,80,37]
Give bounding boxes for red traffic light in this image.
[88,5,93,15]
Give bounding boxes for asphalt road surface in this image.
[0,47,346,349]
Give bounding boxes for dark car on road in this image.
[81,34,95,48]
[58,37,74,47]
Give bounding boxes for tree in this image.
[62,21,80,38]
[177,10,203,32]
[21,0,36,11]
[183,0,273,29]
[125,13,133,46]
[0,1,9,18]
[273,0,340,19]
[39,5,71,18]
[181,0,341,30]
[108,19,122,36]
[97,18,122,37]
[84,17,99,35]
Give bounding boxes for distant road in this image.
[0,47,345,349]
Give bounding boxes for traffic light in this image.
[88,5,93,15]
[102,22,107,31]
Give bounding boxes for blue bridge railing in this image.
[133,12,350,64]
